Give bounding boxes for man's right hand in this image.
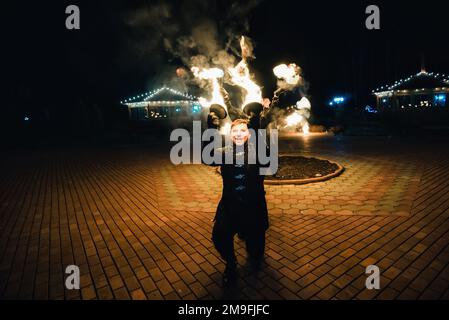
[208,112,220,128]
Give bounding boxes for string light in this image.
[373,70,449,95]
[121,87,199,105]
[126,100,199,108]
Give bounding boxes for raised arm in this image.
[220,87,247,121]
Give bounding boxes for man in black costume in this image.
[206,90,277,285]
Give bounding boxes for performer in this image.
[206,98,274,285]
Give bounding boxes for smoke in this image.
[273,63,304,92]
[121,0,313,127]
[122,0,262,92]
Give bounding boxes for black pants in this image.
[212,217,265,264]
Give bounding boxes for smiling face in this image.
[231,122,251,146]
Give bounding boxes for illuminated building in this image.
[373,69,449,111]
[121,87,202,121]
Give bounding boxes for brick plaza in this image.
[1,134,448,299]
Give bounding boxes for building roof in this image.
[373,70,449,95]
[121,87,199,106]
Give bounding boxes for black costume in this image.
[205,93,276,281]
[210,142,269,267]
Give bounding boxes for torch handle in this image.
[271,88,284,109]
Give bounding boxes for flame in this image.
[191,67,226,108]
[273,63,301,86]
[302,122,310,135]
[240,35,252,60]
[191,67,224,79]
[296,96,311,110]
[283,97,311,135]
[285,112,304,127]
[227,36,262,108]
[220,122,231,135]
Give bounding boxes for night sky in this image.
[4,0,449,128]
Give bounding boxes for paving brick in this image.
[316,284,341,300]
[131,289,146,300]
[1,140,448,301]
[155,278,174,296]
[298,283,321,299]
[114,287,131,300]
[81,285,96,300]
[140,276,157,293]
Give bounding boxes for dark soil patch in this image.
[266,156,339,180]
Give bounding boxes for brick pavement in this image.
[156,152,420,217]
[0,135,449,299]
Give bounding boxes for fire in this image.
[285,112,303,127]
[220,121,231,135]
[191,67,224,79]
[227,36,262,108]
[191,67,226,108]
[302,122,310,135]
[283,97,311,135]
[240,35,252,59]
[273,63,301,86]
[296,96,311,110]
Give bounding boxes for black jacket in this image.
[205,103,271,234]
[212,143,269,234]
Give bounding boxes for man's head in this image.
[230,119,251,146]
